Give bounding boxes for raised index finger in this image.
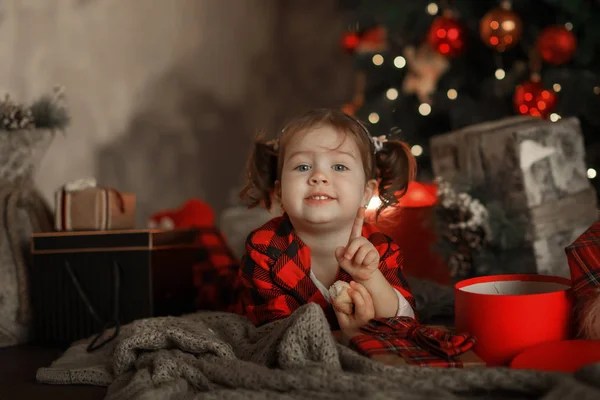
[349,207,365,241]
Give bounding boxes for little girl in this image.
[237,108,417,333]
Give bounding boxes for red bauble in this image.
[427,16,466,58]
[513,80,557,119]
[340,26,387,54]
[341,31,360,52]
[341,103,357,116]
[537,25,577,65]
[480,6,523,52]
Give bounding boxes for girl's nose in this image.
[309,171,328,185]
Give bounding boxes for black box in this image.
[30,229,200,347]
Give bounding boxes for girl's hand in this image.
[333,281,375,338]
[335,208,380,281]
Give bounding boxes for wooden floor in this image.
[0,344,106,400]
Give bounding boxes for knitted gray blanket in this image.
[37,303,600,400]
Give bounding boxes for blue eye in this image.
[332,164,348,171]
[295,164,311,172]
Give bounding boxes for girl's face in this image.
[277,125,376,230]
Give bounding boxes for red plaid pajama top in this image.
[236,214,416,329]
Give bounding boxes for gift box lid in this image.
[510,340,600,372]
[31,229,201,254]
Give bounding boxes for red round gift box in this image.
[455,274,573,366]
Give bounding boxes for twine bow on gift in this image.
[56,177,127,231]
[349,317,477,367]
[62,177,126,213]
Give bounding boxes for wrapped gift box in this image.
[455,274,573,366]
[366,349,485,367]
[54,187,136,231]
[430,116,597,278]
[338,318,484,368]
[565,221,600,302]
[565,221,600,340]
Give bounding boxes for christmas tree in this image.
[341,0,600,188]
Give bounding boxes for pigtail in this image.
[239,137,279,209]
[374,139,417,217]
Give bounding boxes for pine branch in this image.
[30,94,70,132]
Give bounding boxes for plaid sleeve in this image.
[238,234,301,326]
[370,232,417,316]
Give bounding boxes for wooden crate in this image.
[430,116,597,278]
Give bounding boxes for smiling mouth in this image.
[307,195,334,200]
[305,195,336,205]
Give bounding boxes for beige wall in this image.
[0,0,352,225]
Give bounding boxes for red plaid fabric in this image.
[236,214,416,329]
[565,221,600,300]
[192,227,245,314]
[349,317,476,367]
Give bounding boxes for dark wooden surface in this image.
[0,344,106,400]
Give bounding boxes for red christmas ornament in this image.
[427,15,466,58]
[340,26,387,54]
[479,4,523,52]
[341,31,360,53]
[360,26,387,49]
[537,25,577,65]
[341,103,357,116]
[513,79,557,119]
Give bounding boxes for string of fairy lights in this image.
[360,1,600,181]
